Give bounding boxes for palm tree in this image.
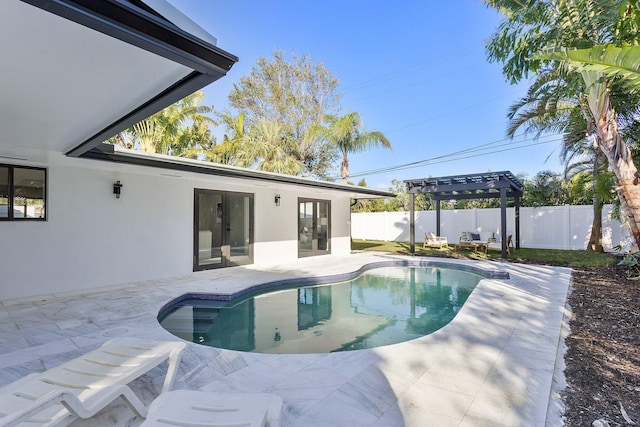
[237,120,305,175]
[318,112,391,183]
[541,45,640,89]
[116,91,216,155]
[198,112,246,165]
[490,61,614,249]
[485,0,640,249]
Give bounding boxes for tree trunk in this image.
[340,154,349,184]
[588,151,605,252]
[594,95,640,250]
[589,199,604,252]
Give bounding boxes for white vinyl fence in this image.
[351,204,633,251]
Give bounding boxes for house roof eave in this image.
[82,146,397,199]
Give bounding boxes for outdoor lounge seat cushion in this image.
[460,232,482,242]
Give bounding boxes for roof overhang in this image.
[0,0,238,161]
[84,146,396,199]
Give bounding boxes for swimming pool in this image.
[158,261,505,354]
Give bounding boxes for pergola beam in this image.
[432,191,522,201]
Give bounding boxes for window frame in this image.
[0,164,47,221]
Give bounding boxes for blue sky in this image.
[168,0,565,189]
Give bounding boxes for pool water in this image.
[158,266,481,354]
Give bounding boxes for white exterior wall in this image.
[1,155,353,300]
[352,205,633,251]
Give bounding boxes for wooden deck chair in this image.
[423,232,448,249]
[485,234,513,255]
[0,338,186,427]
[140,390,283,427]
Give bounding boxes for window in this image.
[0,164,46,220]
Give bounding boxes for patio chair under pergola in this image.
[404,171,524,258]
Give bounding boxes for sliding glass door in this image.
[194,190,253,270]
[298,198,331,257]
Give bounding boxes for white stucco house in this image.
[0,0,393,301]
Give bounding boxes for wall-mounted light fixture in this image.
[113,181,123,199]
[274,194,281,206]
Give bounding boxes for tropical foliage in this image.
[113,91,216,156]
[227,50,342,179]
[541,45,640,91]
[235,120,305,174]
[484,0,640,250]
[313,112,391,183]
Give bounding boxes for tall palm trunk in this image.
[588,150,605,252]
[595,110,640,249]
[586,72,640,248]
[340,152,349,184]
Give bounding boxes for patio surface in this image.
[0,252,571,426]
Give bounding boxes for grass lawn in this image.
[351,239,616,268]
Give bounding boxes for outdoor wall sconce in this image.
[275,194,281,206]
[113,181,123,199]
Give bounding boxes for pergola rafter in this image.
[404,171,524,258]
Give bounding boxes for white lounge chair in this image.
[140,389,283,427]
[423,232,448,249]
[0,337,186,427]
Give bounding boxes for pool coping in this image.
[159,258,511,314]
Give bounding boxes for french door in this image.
[194,189,253,270]
[298,198,331,257]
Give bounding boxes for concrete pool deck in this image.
[0,252,571,426]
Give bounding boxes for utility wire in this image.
[347,133,559,177]
[341,134,563,180]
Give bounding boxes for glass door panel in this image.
[227,194,252,265]
[196,191,223,268]
[298,198,330,257]
[299,201,314,254]
[195,190,253,270]
[317,201,330,253]
[0,167,8,218]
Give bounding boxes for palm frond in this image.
[540,45,640,91]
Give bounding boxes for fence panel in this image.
[352,204,632,251]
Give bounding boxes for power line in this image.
[347,133,558,177]
[342,134,563,180]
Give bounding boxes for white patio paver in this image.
[0,252,571,426]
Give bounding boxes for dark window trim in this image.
[0,164,47,221]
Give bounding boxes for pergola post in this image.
[515,195,521,249]
[410,192,415,254]
[500,187,507,258]
[436,199,441,236]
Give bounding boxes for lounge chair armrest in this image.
[161,342,187,393]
